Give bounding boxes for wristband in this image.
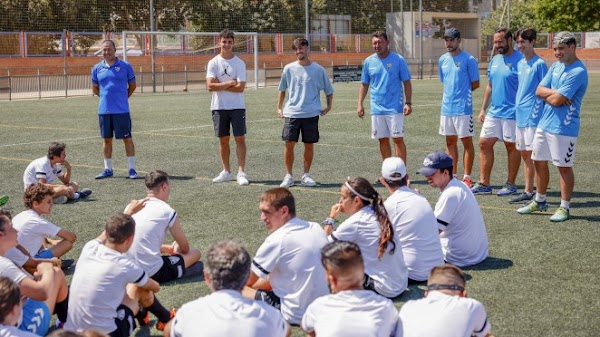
[323,217,337,230]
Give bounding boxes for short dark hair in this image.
[321,240,364,274]
[260,188,296,217]
[23,183,54,209]
[292,38,309,50]
[205,240,251,291]
[0,276,20,322]
[494,27,513,41]
[384,176,408,188]
[516,28,537,42]
[219,29,235,40]
[145,170,169,191]
[372,30,388,40]
[440,166,453,176]
[105,213,135,244]
[47,142,66,159]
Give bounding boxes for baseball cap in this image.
[381,157,407,181]
[553,31,576,45]
[444,28,461,39]
[416,151,454,176]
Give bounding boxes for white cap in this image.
[381,157,407,181]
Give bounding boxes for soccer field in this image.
[1,75,599,336]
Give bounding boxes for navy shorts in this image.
[212,109,247,137]
[255,289,281,310]
[99,113,132,139]
[282,116,319,143]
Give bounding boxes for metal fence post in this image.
[184,64,188,92]
[8,70,11,101]
[161,65,165,93]
[139,66,143,93]
[38,68,41,99]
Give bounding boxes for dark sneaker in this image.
[61,258,75,270]
[136,308,150,327]
[79,188,93,199]
[497,182,518,196]
[509,192,533,203]
[95,169,114,179]
[471,182,492,195]
[128,169,143,179]
[156,308,177,331]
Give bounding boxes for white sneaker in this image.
[280,174,294,188]
[53,196,68,204]
[237,172,249,186]
[301,173,317,187]
[212,170,234,183]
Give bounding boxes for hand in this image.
[403,104,412,116]
[36,261,54,274]
[378,177,395,194]
[329,203,342,219]
[357,106,365,119]
[321,106,331,116]
[62,160,71,170]
[407,178,420,194]
[49,257,62,268]
[478,110,486,124]
[277,108,284,118]
[124,197,148,215]
[228,80,237,87]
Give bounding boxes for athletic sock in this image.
[104,159,113,170]
[127,156,136,171]
[73,192,81,200]
[55,294,69,323]
[135,307,148,323]
[463,174,471,179]
[560,200,570,209]
[145,295,171,323]
[535,193,547,203]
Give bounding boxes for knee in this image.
[234,136,245,145]
[70,182,79,192]
[392,137,404,145]
[219,136,230,145]
[103,138,113,145]
[138,289,154,307]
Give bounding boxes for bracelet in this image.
[405,102,412,106]
[323,217,337,229]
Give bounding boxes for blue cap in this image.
[444,28,461,39]
[416,151,454,176]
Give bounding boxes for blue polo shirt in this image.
[361,52,411,115]
[538,60,588,137]
[486,50,523,120]
[278,61,334,119]
[515,55,548,127]
[91,58,136,115]
[438,50,480,116]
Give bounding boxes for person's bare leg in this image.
[461,136,475,176]
[102,138,113,159]
[234,135,246,172]
[392,137,407,165]
[478,137,497,185]
[378,138,392,160]
[521,151,535,193]
[505,141,521,185]
[284,141,296,175]
[123,138,135,157]
[534,160,550,195]
[218,136,231,172]
[558,166,574,202]
[303,143,314,174]
[49,240,73,258]
[446,135,459,175]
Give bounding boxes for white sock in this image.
[73,192,80,200]
[560,200,570,209]
[104,159,113,170]
[127,156,136,170]
[463,174,471,179]
[535,193,547,203]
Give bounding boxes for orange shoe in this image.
[155,308,177,331]
[136,309,150,327]
[462,176,473,188]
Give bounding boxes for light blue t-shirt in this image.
[486,50,523,120]
[361,52,411,115]
[438,50,480,116]
[278,61,334,119]
[515,55,548,127]
[538,60,588,137]
[91,58,136,114]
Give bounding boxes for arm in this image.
[403,80,413,116]
[19,262,56,301]
[478,82,492,124]
[357,83,369,118]
[57,161,72,185]
[226,81,246,93]
[471,80,480,91]
[92,84,99,96]
[127,82,136,97]
[246,270,272,291]
[56,228,76,244]
[168,218,190,254]
[141,277,160,293]
[206,77,237,92]
[321,94,333,116]
[536,85,569,106]
[277,91,286,118]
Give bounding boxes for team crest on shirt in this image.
[455,62,461,68]
[505,63,512,69]
[386,63,392,69]
[525,68,531,74]
[115,67,121,72]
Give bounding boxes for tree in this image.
[533,0,600,32]
[481,0,543,37]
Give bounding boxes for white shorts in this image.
[516,126,537,151]
[480,116,516,143]
[371,114,404,139]
[531,128,577,167]
[439,115,474,138]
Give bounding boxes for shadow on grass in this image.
[393,284,426,303]
[461,256,513,271]
[163,261,205,286]
[168,175,196,181]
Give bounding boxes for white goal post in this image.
[121,31,259,90]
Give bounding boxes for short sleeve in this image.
[539,63,554,88]
[361,59,370,84]
[126,63,136,82]
[236,59,247,82]
[91,65,99,85]
[36,217,62,238]
[251,235,281,279]
[468,56,480,82]
[34,160,50,181]
[434,190,459,231]
[278,68,288,92]
[300,302,316,333]
[0,257,28,285]
[399,58,411,82]
[330,219,358,242]
[206,58,217,79]
[323,68,334,96]
[557,68,587,99]
[438,56,445,83]
[472,301,492,337]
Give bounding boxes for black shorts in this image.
[99,113,132,139]
[282,116,319,143]
[212,109,247,137]
[109,304,136,337]
[151,254,186,283]
[255,289,281,310]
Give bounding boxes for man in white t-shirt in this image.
[243,188,329,325]
[398,264,492,337]
[5,183,76,272]
[417,151,488,267]
[302,240,399,337]
[127,170,201,330]
[0,277,39,337]
[22,142,92,204]
[165,239,289,337]
[0,208,70,336]
[380,157,444,282]
[65,206,162,337]
[207,29,249,186]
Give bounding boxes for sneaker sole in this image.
[472,190,492,195]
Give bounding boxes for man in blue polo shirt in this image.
[91,39,141,180]
[518,31,588,222]
[472,28,523,196]
[358,31,412,164]
[438,28,480,188]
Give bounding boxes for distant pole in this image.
[507,0,510,31]
[150,0,156,93]
[305,0,309,40]
[419,0,423,80]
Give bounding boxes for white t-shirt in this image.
[399,291,491,337]
[65,240,149,334]
[206,54,246,110]
[12,210,61,257]
[170,289,288,337]
[302,289,399,337]
[0,325,39,337]
[0,256,28,285]
[435,178,489,267]
[129,197,177,276]
[4,248,30,267]
[23,156,64,189]
[251,217,329,325]
[384,187,444,281]
[329,207,408,297]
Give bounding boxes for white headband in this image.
[344,181,372,202]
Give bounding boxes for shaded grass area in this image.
[1,75,599,336]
